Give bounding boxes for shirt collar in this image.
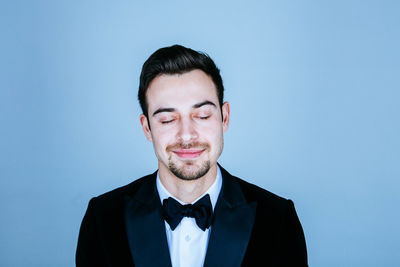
[156,165,223,211]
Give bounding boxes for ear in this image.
[221,101,230,133]
[139,114,153,142]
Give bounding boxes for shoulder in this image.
[220,165,293,213]
[234,176,286,202]
[220,168,308,265]
[87,172,156,212]
[224,171,301,228]
[233,175,291,208]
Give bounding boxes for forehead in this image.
[146,70,218,110]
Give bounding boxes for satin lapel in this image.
[204,166,257,267]
[124,173,172,267]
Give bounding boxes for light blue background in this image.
[1,0,399,266]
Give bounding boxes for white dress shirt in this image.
[156,166,223,267]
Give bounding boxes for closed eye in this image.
[161,119,175,124]
[199,115,210,120]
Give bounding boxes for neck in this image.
[158,163,217,203]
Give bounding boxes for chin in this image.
[168,160,211,181]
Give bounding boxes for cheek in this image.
[200,116,222,131]
[202,125,223,145]
[152,130,175,149]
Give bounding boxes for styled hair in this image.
[138,44,224,118]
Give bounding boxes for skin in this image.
[140,69,230,203]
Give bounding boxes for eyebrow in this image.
[192,100,217,109]
[152,107,176,117]
[152,100,217,117]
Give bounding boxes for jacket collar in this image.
[124,171,172,267]
[124,165,257,267]
[203,164,257,267]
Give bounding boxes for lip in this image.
[172,149,205,159]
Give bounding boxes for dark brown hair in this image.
[138,44,224,118]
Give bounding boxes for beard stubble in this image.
[166,141,212,181]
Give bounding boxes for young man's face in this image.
[140,69,230,181]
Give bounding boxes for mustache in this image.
[167,142,210,151]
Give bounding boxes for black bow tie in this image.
[162,194,213,231]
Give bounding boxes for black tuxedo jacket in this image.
[76,165,307,266]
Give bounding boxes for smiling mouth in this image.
[172,149,205,159]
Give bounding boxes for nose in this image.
[177,117,198,143]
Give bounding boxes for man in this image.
[76,45,308,266]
